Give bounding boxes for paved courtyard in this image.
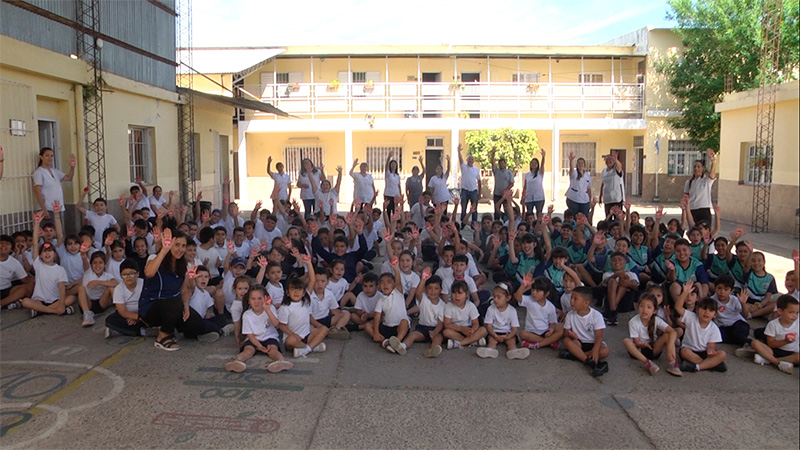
[1,202,798,449]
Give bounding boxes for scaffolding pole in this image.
[76,0,107,201]
[751,0,783,233]
[177,0,196,211]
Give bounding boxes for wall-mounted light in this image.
[69,53,79,59]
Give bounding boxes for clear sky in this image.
[191,0,675,48]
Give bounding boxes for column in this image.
[344,128,354,204]
[236,122,248,204]
[450,128,460,188]
[551,126,559,203]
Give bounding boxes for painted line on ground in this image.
[183,380,303,392]
[196,366,313,375]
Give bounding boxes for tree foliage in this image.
[464,128,540,173]
[660,0,799,150]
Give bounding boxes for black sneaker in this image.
[559,348,577,361]
[606,310,618,326]
[680,360,698,373]
[710,362,728,373]
[592,361,609,377]
[345,322,360,332]
[584,357,597,369]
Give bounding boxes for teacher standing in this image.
[32,147,75,220]
[684,149,717,225]
[565,152,592,217]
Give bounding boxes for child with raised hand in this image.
[674,280,727,373]
[623,293,681,376]
[751,294,798,374]
[368,259,411,354]
[480,283,529,360]
[309,266,351,340]
[545,247,581,297]
[602,251,640,326]
[709,275,753,356]
[516,275,563,350]
[76,188,119,247]
[397,269,445,358]
[560,286,610,377]
[505,228,550,292]
[349,272,380,330]
[183,265,229,342]
[21,210,77,317]
[278,268,329,359]
[104,260,143,338]
[263,261,285,306]
[77,251,118,327]
[225,285,294,374]
[746,251,779,319]
[443,280,488,350]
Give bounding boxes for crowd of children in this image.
[1,151,798,379]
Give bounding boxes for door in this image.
[461,72,480,118]
[38,120,59,168]
[422,72,441,118]
[631,148,644,196]
[219,134,229,200]
[425,149,442,185]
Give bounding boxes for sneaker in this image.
[592,361,609,377]
[665,360,683,377]
[220,324,235,336]
[81,311,95,327]
[388,336,406,355]
[644,360,660,376]
[104,327,121,339]
[734,344,756,359]
[30,309,39,318]
[382,339,396,353]
[328,327,351,340]
[345,322,360,332]
[777,361,794,374]
[753,353,769,365]
[680,360,698,373]
[267,360,294,373]
[312,342,326,353]
[605,310,618,326]
[521,340,538,349]
[447,339,462,350]
[584,357,597,369]
[477,337,487,347]
[506,348,530,360]
[550,341,560,350]
[293,347,311,358]
[198,332,220,343]
[710,362,727,373]
[64,306,75,315]
[423,345,442,358]
[476,347,499,359]
[7,301,21,310]
[224,360,247,373]
[558,347,577,361]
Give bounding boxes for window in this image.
[667,140,705,176]
[366,145,403,180]
[189,133,201,180]
[276,73,290,84]
[742,142,772,185]
[561,142,596,176]
[426,137,444,148]
[284,144,324,181]
[512,72,540,83]
[579,73,604,84]
[128,126,153,183]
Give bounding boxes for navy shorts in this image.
[628,348,662,361]
[241,338,281,353]
[580,342,605,353]
[414,324,437,343]
[379,323,399,338]
[317,315,332,327]
[773,348,797,359]
[89,299,109,314]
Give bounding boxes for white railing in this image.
[240,82,644,119]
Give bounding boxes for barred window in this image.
[667,140,705,176]
[561,142,596,176]
[128,126,153,183]
[366,145,403,180]
[284,144,324,181]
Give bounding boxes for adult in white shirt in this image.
[267,156,292,202]
[32,147,75,221]
[458,144,482,225]
[599,151,625,219]
[565,152,592,218]
[490,147,515,221]
[297,158,323,217]
[148,185,170,215]
[315,166,343,218]
[684,148,717,225]
[350,158,376,208]
[522,149,546,217]
[428,155,451,210]
[383,150,402,217]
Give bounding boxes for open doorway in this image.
[425,136,444,185]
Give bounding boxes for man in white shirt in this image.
[490,147,514,221]
[599,151,625,220]
[458,143,482,226]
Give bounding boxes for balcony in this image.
[240,82,644,120]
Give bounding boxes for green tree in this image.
[464,128,540,173]
[660,0,799,150]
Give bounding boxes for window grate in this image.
[128,127,152,183]
[667,140,705,176]
[561,142,596,176]
[366,145,403,180]
[285,144,325,181]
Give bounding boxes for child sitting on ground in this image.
[104,260,143,338]
[77,251,117,327]
[443,280,488,350]
[278,270,329,359]
[394,268,445,358]
[674,280,728,373]
[309,266,351,340]
[623,293,681,376]
[709,275,753,357]
[22,210,76,317]
[751,294,798,374]
[560,286,609,377]
[516,275,563,350]
[479,283,529,360]
[746,251,779,319]
[368,260,411,354]
[349,272,380,330]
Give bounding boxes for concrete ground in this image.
[1,202,798,449]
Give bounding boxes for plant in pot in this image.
[327,79,340,92]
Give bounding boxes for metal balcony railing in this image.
[238,82,644,120]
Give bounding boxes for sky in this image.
[191,0,676,48]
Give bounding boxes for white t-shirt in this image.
[711,294,745,327]
[355,291,380,314]
[564,308,605,344]
[85,211,117,245]
[266,282,284,306]
[566,170,592,204]
[628,314,669,344]
[411,202,429,229]
[272,172,291,201]
[278,300,311,339]
[519,296,557,335]
[374,290,409,327]
[417,293,445,328]
[106,258,123,282]
[684,175,715,210]
[0,256,27,290]
[352,172,375,203]
[147,195,167,214]
[82,270,114,300]
[231,299,244,322]
[242,306,279,342]
[429,175,450,204]
[384,172,401,197]
[299,170,321,200]
[315,189,339,217]
[56,245,85,283]
[399,271,421,296]
[310,288,338,320]
[601,166,624,204]
[113,279,143,313]
[524,171,545,202]
[681,310,722,352]
[444,301,479,327]
[601,271,640,286]
[196,246,221,275]
[484,303,520,334]
[764,317,799,353]
[32,258,68,303]
[32,166,66,211]
[223,215,245,237]
[188,287,215,317]
[221,271,236,311]
[460,163,480,191]
[254,224,282,250]
[441,275,477,296]
[560,292,573,313]
[326,278,349,301]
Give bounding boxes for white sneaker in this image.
[198,332,220,343]
[293,347,311,358]
[104,327,121,339]
[388,336,406,355]
[753,354,769,365]
[312,342,326,353]
[64,306,75,315]
[225,360,246,373]
[447,339,461,350]
[778,361,794,374]
[423,345,442,358]
[506,348,531,360]
[478,337,487,347]
[382,339,396,353]
[221,324,235,336]
[7,301,21,310]
[477,347,499,359]
[267,360,294,373]
[81,311,95,327]
[734,344,756,359]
